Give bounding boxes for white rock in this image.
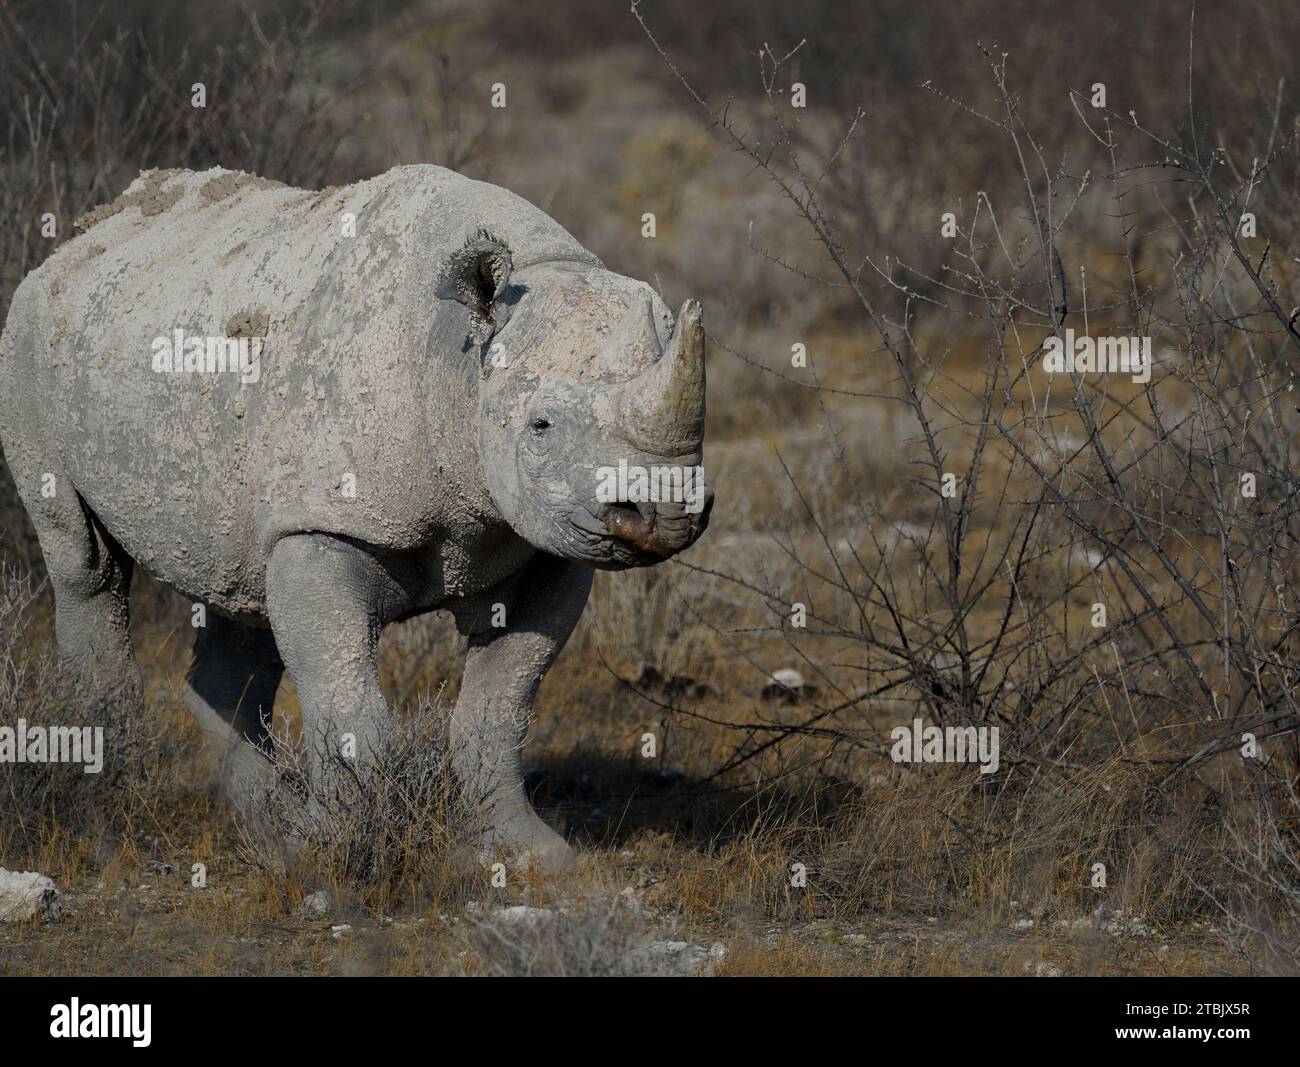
[297,889,331,921]
[492,905,556,930]
[0,868,62,922]
[768,668,806,691]
[1098,910,1152,937]
[637,939,725,976]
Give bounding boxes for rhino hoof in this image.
[524,835,576,876]
[480,821,575,876]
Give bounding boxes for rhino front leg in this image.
[451,554,593,873]
[265,534,394,786]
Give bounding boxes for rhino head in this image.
[437,231,714,569]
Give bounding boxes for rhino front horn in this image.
[618,299,706,456]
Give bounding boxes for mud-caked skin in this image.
[0,164,713,870]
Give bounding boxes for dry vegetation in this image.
[2,0,1299,976]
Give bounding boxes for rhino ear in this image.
[435,228,513,343]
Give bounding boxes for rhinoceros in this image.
[0,164,713,869]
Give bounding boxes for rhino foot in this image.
[479,815,575,876]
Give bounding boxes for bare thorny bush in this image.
[0,565,180,857]
[239,696,480,911]
[632,4,1300,960]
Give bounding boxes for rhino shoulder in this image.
[370,164,603,271]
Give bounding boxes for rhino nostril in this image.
[600,501,647,538]
[599,502,677,557]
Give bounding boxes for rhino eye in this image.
[531,416,552,433]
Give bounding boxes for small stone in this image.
[636,940,724,976]
[0,868,62,923]
[761,668,817,702]
[297,889,331,921]
[769,668,805,690]
[492,905,556,930]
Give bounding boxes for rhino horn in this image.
[614,299,705,456]
[598,291,663,374]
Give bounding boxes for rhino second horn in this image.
[599,292,663,376]
[616,299,706,456]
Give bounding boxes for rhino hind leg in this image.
[23,483,142,739]
[450,554,594,874]
[184,614,283,807]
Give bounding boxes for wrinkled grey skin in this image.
[0,164,712,870]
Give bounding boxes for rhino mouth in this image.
[566,493,713,566]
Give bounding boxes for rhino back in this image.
[10,164,597,613]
